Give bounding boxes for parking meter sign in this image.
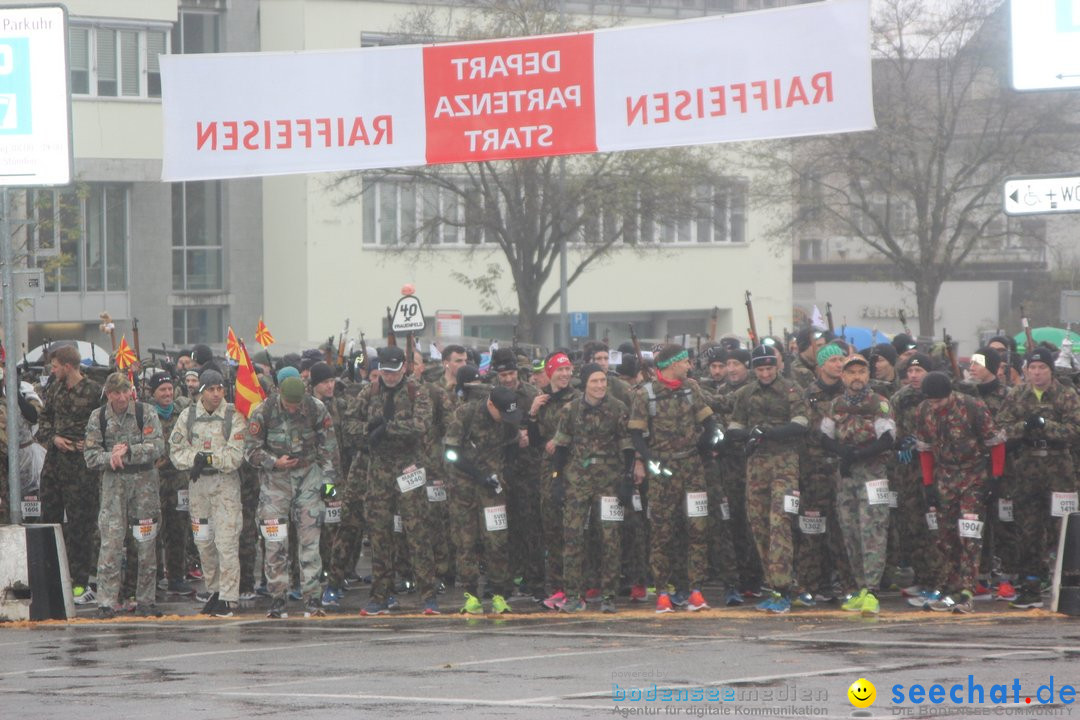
[392,294,426,333]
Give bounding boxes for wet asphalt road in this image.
[2,589,1078,720]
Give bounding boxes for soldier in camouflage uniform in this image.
[36,345,104,604]
[727,345,809,614]
[820,355,895,615]
[528,352,580,607]
[797,343,852,606]
[445,384,522,614]
[245,375,340,618]
[354,347,438,616]
[551,363,633,613]
[628,344,721,613]
[0,377,42,519]
[790,327,827,388]
[169,370,247,617]
[915,371,1005,613]
[892,354,946,604]
[583,340,633,408]
[413,351,454,593]
[84,373,164,618]
[329,364,374,601]
[995,347,1080,609]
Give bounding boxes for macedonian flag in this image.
[234,340,267,419]
[226,326,241,362]
[255,318,275,347]
[115,335,136,370]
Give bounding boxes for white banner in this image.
[162,0,873,181]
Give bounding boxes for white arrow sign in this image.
[1003,175,1080,216]
[392,294,426,333]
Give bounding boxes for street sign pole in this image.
[3,187,20,524]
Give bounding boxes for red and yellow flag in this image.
[255,318,275,348]
[115,335,136,370]
[226,326,241,362]
[234,340,267,419]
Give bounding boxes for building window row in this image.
[28,185,128,292]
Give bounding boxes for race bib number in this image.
[176,488,189,512]
[323,500,342,525]
[600,496,625,522]
[887,491,898,509]
[632,493,643,513]
[259,517,288,543]
[783,493,800,515]
[998,498,1014,523]
[799,511,826,535]
[426,485,448,503]
[397,466,427,494]
[959,514,984,539]
[191,517,214,542]
[132,518,158,543]
[866,479,891,506]
[686,491,708,518]
[484,504,508,532]
[926,511,939,531]
[393,514,403,533]
[1051,491,1079,518]
[720,497,731,521]
[21,496,40,518]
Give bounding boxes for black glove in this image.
[697,416,724,452]
[617,473,634,508]
[484,473,503,494]
[763,422,807,441]
[320,482,338,501]
[984,475,1001,503]
[366,417,387,444]
[1024,415,1046,431]
[191,452,209,483]
[836,444,858,461]
[839,458,852,478]
[897,435,917,464]
[745,426,766,456]
[924,484,941,511]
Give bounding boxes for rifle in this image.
[628,323,652,381]
[386,307,397,347]
[132,317,142,368]
[1021,304,1036,355]
[745,291,759,347]
[898,309,912,336]
[708,306,718,342]
[405,332,416,378]
[359,332,369,373]
[943,329,962,380]
[825,302,835,335]
[336,318,349,367]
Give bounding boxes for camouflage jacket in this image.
[350,376,431,461]
[803,378,844,456]
[84,401,165,472]
[422,379,453,474]
[822,391,896,451]
[729,376,809,434]
[628,377,713,458]
[606,374,633,408]
[995,378,1080,445]
[553,395,632,467]
[533,385,580,444]
[970,379,1009,418]
[36,374,103,445]
[914,393,1004,468]
[790,357,817,388]
[890,383,924,441]
[169,399,247,475]
[445,394,516,478]
[244,394,340,480]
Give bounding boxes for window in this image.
[172,182,224,291]
[68,25,168,99]
[854,198,913,237]
[799,238,824,262]
[173,307,225,345]
[362,178,748,247]
[29,185,128,292]
[173,10,221,55]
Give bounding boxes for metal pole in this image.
[3,186,22,524]
[557,0,569,348]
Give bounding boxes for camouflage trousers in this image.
[798,455,853,593]
[238,465,260,593]
[189,472,243,603]
[506,453,544,592]
[97,470,160,607]
[718,453,763,589]
[983,470,1020,577]
[745,447,799,592]
[647,454,709,592]
[893,463,944,587]
[258,464,326,602]
[366,458,436,603]
[1012,450,1077,582]
[704,455,737,586]
[562,460,623,601]
[835,464,890,591]
[539,455,564,593]
[621,487,649,587]
[328,457,367,589]
[158,470,188,582]
[448,469,511,597]
[425,472,454,581]
[40,447,100,586]
[933,463,986,594]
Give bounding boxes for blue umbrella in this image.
[836,326,891,351]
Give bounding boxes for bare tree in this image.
[329,0,728,343]
[756,0,1079,336]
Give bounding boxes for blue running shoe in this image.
[321,586,341,608]
[756,592,779,612]
[671,590,690,608]
[725,587,744,607]
[287,587,302,602]
[769,595,791,614]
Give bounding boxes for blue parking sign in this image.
[0,37,31,135]
[570,312,589,338]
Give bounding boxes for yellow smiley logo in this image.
[848,678,876,708]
